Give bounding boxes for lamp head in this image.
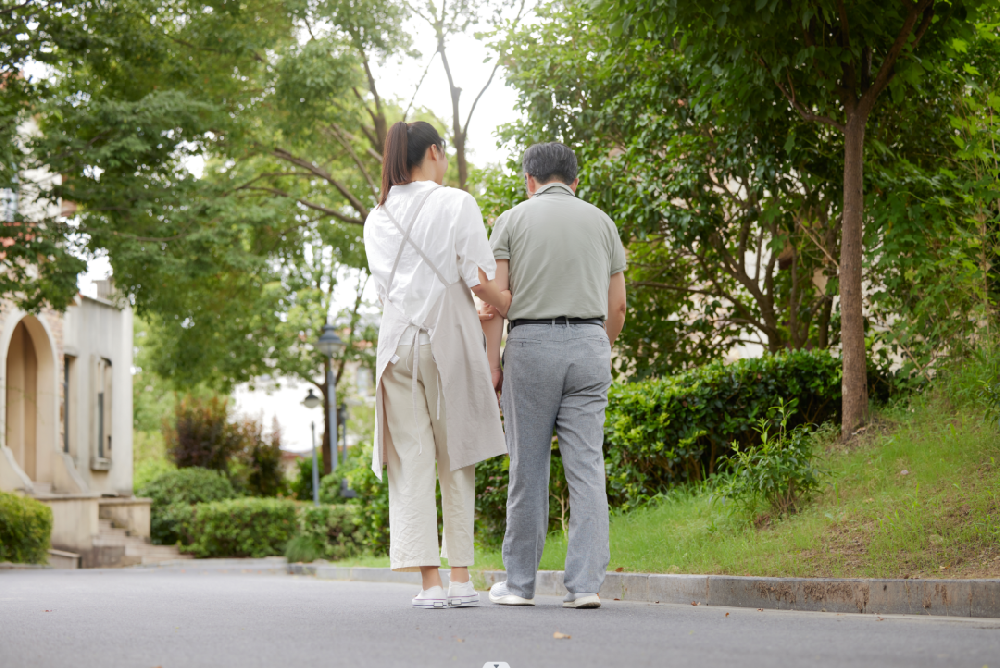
[302,389,322,409]
[316,322,345,358]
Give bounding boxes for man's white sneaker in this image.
[412,585,448,609]
[563,592,601,609]
[447,580,480,607]
[488,581,535,606]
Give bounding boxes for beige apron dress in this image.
[371,185,507,479]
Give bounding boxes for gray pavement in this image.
[1,570,999,668]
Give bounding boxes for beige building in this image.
[1,126,182,567]
[0,285,183,567]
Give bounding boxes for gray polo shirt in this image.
[489,182,627,321]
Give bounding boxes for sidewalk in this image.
[140,558,1000,618]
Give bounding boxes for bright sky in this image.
[75,11,525,451]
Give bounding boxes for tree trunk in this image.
[321,357,332,476]
[840,110,870,438]
[454,128,468,191]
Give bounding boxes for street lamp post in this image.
[338,403,357,499]
[316,322,345,475]
[301,389,322,506]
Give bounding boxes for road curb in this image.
[477,570,1000,618]
[137,559,1000,618]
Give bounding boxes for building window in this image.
[63,355,75,454]
[97,358,112,459]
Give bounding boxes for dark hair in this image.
[522,142,578,185]
[379,121,446,206]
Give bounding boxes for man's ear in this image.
[569,178,580,193]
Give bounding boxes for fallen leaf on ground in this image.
[615,567,624,572]
[757,608,763,612]
[691,601,699,606]
[725,613,730,617]
[553,631,572,640]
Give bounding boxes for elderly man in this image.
[482,142,627,609]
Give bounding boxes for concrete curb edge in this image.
[138,559,1000,618]
[475,570,1000,618]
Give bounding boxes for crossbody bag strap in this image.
[383,185,445,296]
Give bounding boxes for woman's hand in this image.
[491,366,503,398]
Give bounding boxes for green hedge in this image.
[474,350,843,543]
[604,349,842,508]
[0,492,52,564]
[288,505,365,562]
[137,468,238,545]
[180,497,297,558]
[319,451,390,555]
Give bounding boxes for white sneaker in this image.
[447,580,480,607]
[412,585,448,609]
[563,592,601,609]
[488,581,535,606]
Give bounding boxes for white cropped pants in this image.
[383,343,476,572]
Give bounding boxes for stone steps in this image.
[93,518,190,565]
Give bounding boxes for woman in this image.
[363,121,510,609]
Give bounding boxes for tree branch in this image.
[757,53,847,131]
[859,0,935,114]
[403,52,438,122]
[270,147,369,219]
[238,185,364,226]
[324,123,379,197]
[836,0,858,95]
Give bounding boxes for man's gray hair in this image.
[522,142,578,185]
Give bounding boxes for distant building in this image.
[1,123,182,567]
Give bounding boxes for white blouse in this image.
[364,181,496,335]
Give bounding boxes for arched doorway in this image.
[6,319,39,479]
[4,315,55,485]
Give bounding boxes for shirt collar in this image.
[534,182,575,198]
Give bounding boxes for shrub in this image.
[313,444,391,555]
[180,497,298,558]
[137,468,237,545]
[286,505,364,562]
[292,453,323,501]
[0,492,52,564]
[165,395,241,471]
[341,462,390,555]
[475,446,571,550]
[231,417,287,497]
[604,349,842,508]
[714,401,827,519]
[976,343,1000,428]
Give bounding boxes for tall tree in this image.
[597,0,989,435]
[1,0,88,311]
[409,0,529,189]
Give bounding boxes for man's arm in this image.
[482,260,509,391]
[606,271,626,345]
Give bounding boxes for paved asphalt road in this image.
[2,570,999,668]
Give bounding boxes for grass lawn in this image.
[324,391,1000,580]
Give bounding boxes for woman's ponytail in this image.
[379,121,445,206]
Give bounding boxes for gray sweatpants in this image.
[500,322,612,598]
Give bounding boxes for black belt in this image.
[508,317,604,331]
